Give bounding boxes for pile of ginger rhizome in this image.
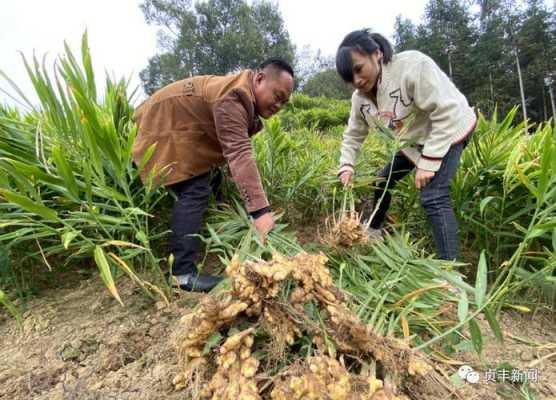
[172,251,454,400]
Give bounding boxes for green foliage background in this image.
[139,0,295,95]
[394,0,556,123]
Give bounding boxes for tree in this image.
[394,1,478,101]
[393,0,556,123]
[294,45,334,89]
[139,0,295,94]
[516,0,556,121]
[474,0,555,124]
[393,15,418,52]
[415,0,477,93]
[302,69,353,100]
[472,0,520,116]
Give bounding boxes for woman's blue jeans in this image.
[367,142,466,261]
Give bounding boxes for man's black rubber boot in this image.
[173,273,223,293]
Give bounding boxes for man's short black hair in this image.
[259,57,294,78]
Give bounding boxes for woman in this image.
[336,30,476,260]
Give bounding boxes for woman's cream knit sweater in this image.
[339,50,476,175]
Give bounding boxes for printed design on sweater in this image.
[359,103,372,127]
[386,88,414,130]
[358,88,414,132]
[389,88,413,108]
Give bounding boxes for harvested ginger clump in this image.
[173,252,447,400]
[323,212,368,248]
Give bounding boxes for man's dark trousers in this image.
[168,170,222,276]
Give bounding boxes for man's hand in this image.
[339,171,353,186]
[415,168,435,189]
[254,212,274,242]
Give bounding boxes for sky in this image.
[279,0,427,54]
[0,0,428,107]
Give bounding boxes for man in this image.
[132,58,295,292]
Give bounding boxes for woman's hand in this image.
[415,168,435,189]
[339,171,353,186]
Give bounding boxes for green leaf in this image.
[95,185,128,202]
[137,143,157,171]
[0,189,58,221]
[2,159,63,186]
[124,207,153,217]
[61,230,81,250]
[450,372,465,388]
[81,31,97,100]
[452,339,474,353]
[527,228,546,240]
[516,169,539,201]
[538,129,552,195]
[135,230,148,245]
[51,146,80,201]
[475,251,487,308]
[0,227,35,241]
[479,196,495,217]
[533,221,556,230]
[0,289,22,324]
[202,332,223,355]
[0,159,39,197]
[469,318,483,355]
[484,306,503,344]
[457,290,469,323]
[93,246,123,306]
[0,68,36,109]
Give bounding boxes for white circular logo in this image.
[458,365,473,380]
[466,371,480,384]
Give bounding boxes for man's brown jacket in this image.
[132,70,268,213]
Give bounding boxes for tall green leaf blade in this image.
[457,290,469,323]
[0,67,36,110]
[516,169,539,202]
[475,251,487,308]
[2,159,63,186]
[93,245,123,306]
[479,196,495,217]
[0,189,58,221]
[51,146,80,201]
[537,128,552,196]
[80,31,97,100]
[484,306,503,343]
[469,318,483,355]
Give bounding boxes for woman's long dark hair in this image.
[336,29,393,83]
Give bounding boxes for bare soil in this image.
[0,275,554,400]
[0,277,195,400]
[454,310,556,399]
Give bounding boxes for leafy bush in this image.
[452,109,556,302]
[280,94,350,131]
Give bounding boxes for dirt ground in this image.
[446,310,556,400]
[0,274,555,400]
[0,277,191,400]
